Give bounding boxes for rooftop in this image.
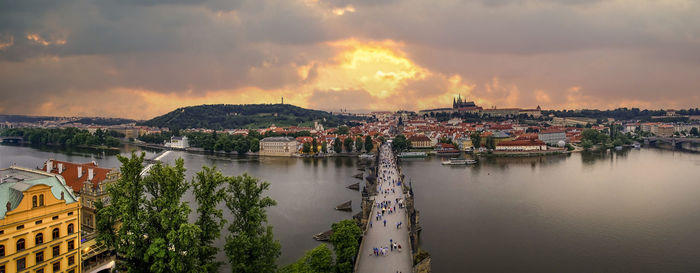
[0,166,78,219]
[261,136,296,142]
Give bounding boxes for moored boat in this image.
[441,158,477,165]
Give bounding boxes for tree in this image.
[335,126,350,135]
[97,153,203,273]
[312,138,318,153]
[343,137,353,152]
[141,159,200,273]
[235,137,250,154]
[581,139,593,151]
[224,174,281,273]
[691,127,699,137]
[391,135,410,153]
[485,136,496,150]
[354,137,363,152]
[364,136,374,152]
[248,129,263,140]
[192,166,228,273]
[303,142,311,154]
[98,152,151,272]
[250,138,260,153]
[330,220,362,273]
[279,244,334,273]
[470,132,481,148]
[321,141,328,153]
[333,138,342,153]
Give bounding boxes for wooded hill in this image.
[139,104,363,130]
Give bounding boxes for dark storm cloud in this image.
[0,0,699,118]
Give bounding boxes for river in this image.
[2,144,700,272]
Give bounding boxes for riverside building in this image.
[0,166,81,273]
[260,137,298,156]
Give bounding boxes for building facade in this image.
[538,129,567,145]
[408,135,432,148]
[260,137,298,156]
[166,136,189,149]
[41,160,119,233]
[495,139,547,151]
[0,166,81,273]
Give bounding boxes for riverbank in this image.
[478,149,570,157]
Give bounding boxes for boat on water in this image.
[615,146,623,150]
[399,151,427,158]
[441,158,477,165]
[633,143,641,148]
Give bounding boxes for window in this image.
[35,220,42,225]
[33,196,38,208]
[16,225,24,230]
[67,270,74,273]
[52,228,59,239]
[68,255,75,265]
[52,245,60,257]
[17,257,26,270]
[51,216,58,220]
[36,251,44,263]
[0,264,4,273]
[39,194,44,206]
[0,244,4,256]
[36,269,43,273]
[67,212,73,216]
[52,262,60,272]
[67,239,74,250]
[67,223,74,234]
[16,238,25,251]
[36,233,43,245]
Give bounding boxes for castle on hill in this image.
[453,95,476,109]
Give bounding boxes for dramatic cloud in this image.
[0,0,699,119]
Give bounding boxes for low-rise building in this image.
[41,160,119,233]
[657,125,675,137]
[495,139,547,151]
[165,136,189,149]
[408,135,432,148]
[260,137,298,156]
[538,129,567,145]
[0,166,81,273]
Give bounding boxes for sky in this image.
[0,0,699,119]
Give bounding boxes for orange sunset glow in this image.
[1,0,699,119]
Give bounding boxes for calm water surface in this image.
[403,149,700,272]
[3,144,700,272]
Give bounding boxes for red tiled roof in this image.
[42,160,114,192]
[408,135,431,142]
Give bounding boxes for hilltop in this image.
[139,104,362,130]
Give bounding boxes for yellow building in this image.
[0,166,81,273]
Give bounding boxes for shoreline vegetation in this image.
[1,127,123,150]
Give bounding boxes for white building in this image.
[495,139,547,151]
[260,137,298,157]
[538,129,567,145]
[166,136,189,149]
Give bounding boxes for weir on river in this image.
[355,144,414,273]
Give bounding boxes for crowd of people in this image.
[368,144,407,261]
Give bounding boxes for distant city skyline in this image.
[1,0,699,119]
